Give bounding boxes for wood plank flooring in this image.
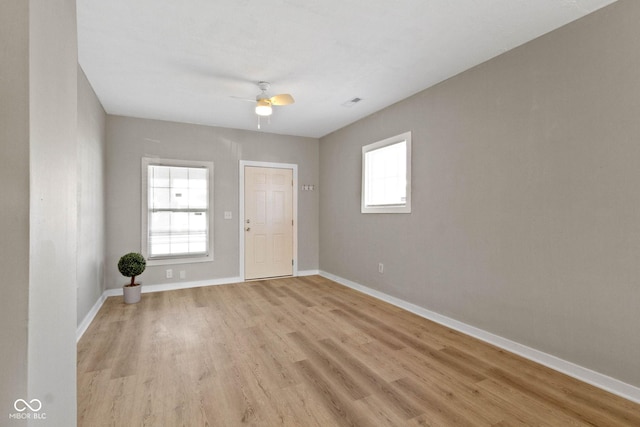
[77,275,640,426]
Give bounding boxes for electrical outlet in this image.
[378,263,384,274]
[166,269,173,279]
[179,270,186,279]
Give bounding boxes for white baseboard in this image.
[76,292,107,343]
[298,269,320,276]
[102,276,243,297]
[319,270,640,404]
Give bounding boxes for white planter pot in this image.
[123,283,142,304]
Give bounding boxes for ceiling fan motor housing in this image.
[257,81,271,99]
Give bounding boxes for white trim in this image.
[239,160,298,281]
[103,276,243,297]
[319,270,640,404]
[297,269,320,276]
[361,131,412,214]
[141,157,215,266]
[76,293,107,342]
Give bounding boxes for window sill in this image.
[145,254,213,267]
[361,205,411,214]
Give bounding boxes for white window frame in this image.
[361,131,412,214]
[141,157,214,266]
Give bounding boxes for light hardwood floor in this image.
[77,275,640,426]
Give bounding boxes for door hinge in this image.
[292,259,294,266]
[292,219,294,226]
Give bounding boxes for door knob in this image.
[245,227,251,232]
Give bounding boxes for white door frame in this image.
[239,160,298,281]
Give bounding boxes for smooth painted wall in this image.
[77,67,107,326]
[320,0,640,388]
[28,0,79,425]
[106,116,319,289]
[0,1,30,418]
[1,2,79,424]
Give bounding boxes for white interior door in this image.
[244,166,294,280]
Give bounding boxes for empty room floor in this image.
[77,275,640,426]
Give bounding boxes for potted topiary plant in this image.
[118,252,146,304]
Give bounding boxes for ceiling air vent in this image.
[341,97,363,108]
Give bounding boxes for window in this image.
[141,157,214,265]
[361,131,411,213]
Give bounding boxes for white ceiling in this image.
[77,0,618,138]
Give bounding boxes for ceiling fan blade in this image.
[229,95,255,102]
[269,93,295,106]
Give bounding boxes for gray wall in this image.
[106,116,319,289]
[0,0,78,425]
[28,0,79,425]
[320,0,640,388]
[0,0,30,418]
[77,67,107,325]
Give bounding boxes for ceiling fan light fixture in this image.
[255,99,272,116]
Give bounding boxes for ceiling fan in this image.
[234,81,295,117]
